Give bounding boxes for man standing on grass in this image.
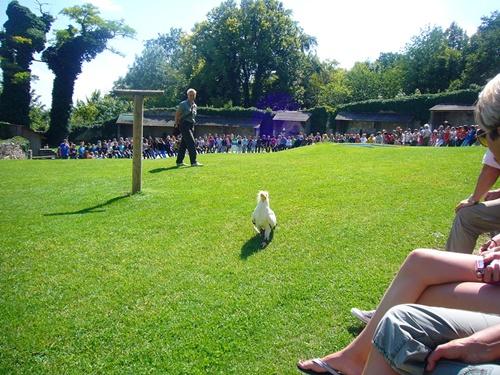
[174,88,203,167]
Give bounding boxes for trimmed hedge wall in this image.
[158,106,272,119]
[333,89,480,124]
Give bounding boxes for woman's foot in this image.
[297,358,342,374]
[297,351,365,375]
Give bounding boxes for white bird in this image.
[251,190,277,247]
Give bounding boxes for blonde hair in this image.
[476,74,500,139]
[187,88,197,96]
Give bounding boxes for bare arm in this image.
[455,164,500,213]
[426,323,500,371]
[174,109,181,125]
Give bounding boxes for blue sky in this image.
[0,0,498,107]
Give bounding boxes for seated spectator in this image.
[402,130,411,145]
[297,247,500,374]
[241,136,248,153]
[236,136,243,153]
[142,138,152,159]
[77,141,86,159]
[157,138,167,158]
[69,143,77,159]
[445,149,500,253]
[372,303,500,374]
[383,131,393,144]
[314,132,322,143]
[442,124,451,146]
[270,136,277,151]
[112,141,122,158]
[458,125,469,146]
[430,129,438,146]
[462,124,477,146]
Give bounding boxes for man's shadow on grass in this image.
[240,231,274,260]
[149,166,180,174]
[44,194,130,216]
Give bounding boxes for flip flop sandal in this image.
[297,358,343,375]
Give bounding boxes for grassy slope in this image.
[0,144,485,374]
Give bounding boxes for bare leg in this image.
[417,281,500,313]
[363,348,398,375]
[298,249,480,375]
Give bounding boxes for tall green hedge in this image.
[309,106,329,135]
[334,89,480,123]
[160,106,272,119]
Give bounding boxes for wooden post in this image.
[132,94,144,193]
[113,89,164,194]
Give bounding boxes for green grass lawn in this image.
[0,143,486,374]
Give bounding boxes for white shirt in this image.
[483,149,500,169]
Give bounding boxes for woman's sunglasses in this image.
[476,128,489,147]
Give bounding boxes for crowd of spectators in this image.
[56,123,481,159]
[57,133,319,159]
[333,123,480,147]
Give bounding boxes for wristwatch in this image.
[467,195,479,205]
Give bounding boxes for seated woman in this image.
[297,248,500,375]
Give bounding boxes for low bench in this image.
[31,148,57,159]
[32,155,56,159]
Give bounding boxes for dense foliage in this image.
[0,0,53,125]
[0,1,498,144]
[113,28,187,108]
[42,4,135,144]
[116,4,499,112]
[70,90,133,129]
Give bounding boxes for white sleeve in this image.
[483,149,500,169]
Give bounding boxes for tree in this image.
[445,21,469,51]
[318,69,351,108]
[29,80,50,132]
[402,25,465,94]
[301,56,339,108]
[345,62,383,102]
[464,11,500,86]
[188,0,316,109]
[42,3,135,145]
[70,90,132,128]
[114,28,185,107]
[0,0,53,125]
